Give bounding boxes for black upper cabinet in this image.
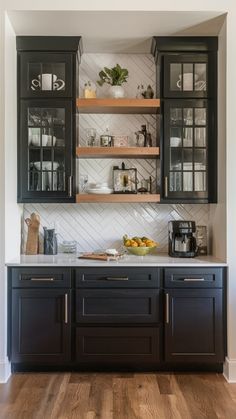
[19,52,74,98]
[17,36,82,203]
[163,54,209,99]
[152,37,218,203]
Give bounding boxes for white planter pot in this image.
[109,85,125,98]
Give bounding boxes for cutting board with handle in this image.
[79,252,122,261]
[79,253,109,261]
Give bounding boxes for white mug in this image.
[177,73,198,91]
[31,73,65,91]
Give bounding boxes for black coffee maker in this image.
[168,221,197,258]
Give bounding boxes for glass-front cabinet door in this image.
[163,54,208,98]
[163,100,209,201]
[19,52,73,98]
[18,100,74,202]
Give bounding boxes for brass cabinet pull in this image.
[183,278,205,282]
[106,277,129,281]
[30,277,54,281]
[164,176,168,197]
[165,293,169,324]
[68,176,73,197]
[64,293,68,324]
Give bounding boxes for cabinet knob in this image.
[106,277,129,281]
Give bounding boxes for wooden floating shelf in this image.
[76,194,160,203]
[76,98,160,114]
[76,147,160,159]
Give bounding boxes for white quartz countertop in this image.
[6,253,227,267]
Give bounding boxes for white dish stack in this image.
[87,182,113,194]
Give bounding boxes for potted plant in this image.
[97,64,129,98]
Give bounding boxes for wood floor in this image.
[1,372,236,419]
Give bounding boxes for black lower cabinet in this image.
[76,327,160,366]
[164,288,224,363]
[8,266,226,371]
[11,288,71,365]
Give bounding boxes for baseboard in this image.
[0,360,11,383]
[223,357,236,382]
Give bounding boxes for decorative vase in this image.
[109,85,125,98]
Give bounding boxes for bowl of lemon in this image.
[123,235,158,256]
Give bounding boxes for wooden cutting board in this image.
[78,253,109,261]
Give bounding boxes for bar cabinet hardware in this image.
[165,293,170,324]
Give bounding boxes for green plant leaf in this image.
[97,63,129,87]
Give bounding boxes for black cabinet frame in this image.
[152,36,218,203]
[16,36,81,203]
[18,98,75,203]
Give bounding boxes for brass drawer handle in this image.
[30,277,54,281]
[64,293,68,324]
[106,277,129,281]
[164,176,168,198]
[183,278,205,282]
[68,176,73,197]
[165,293,169,324]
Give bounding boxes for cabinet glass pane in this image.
[170,108,182,125]
[195,108,206,125]
[28,127,40,146]
[183,149,193,171]
[194,149,206,170]
[170,149,182,170]
[170,127,182,147]
[29,63,66,92]
[183,172,193,191]
[170,63,182,91]
[170,172,182,191]
[183,108,193,125]
[183,127,193,147]
[195,128,206,147]
[194,63,207,91]
[27,106,66,192]
[182,64,194,91]
[195,172,206,191]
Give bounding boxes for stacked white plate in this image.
[87,182,113,194]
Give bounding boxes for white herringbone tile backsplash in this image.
[22,203,210,254]
[22,53,210,253]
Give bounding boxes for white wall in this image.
[0,0,235,382]
[0,10,8,383]
[209,19,227,260]
[5,15,21,263]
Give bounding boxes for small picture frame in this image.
[112,135,129,147]
[113,163,137,194]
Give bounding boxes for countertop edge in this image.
[5,254,228,267]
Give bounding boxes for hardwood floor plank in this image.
[1,372,236,419]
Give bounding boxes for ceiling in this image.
[7,11,226,53]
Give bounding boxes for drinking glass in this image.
[79,174,88,192]
[86,128,96,147]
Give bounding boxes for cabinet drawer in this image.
[76,327,160,365]
[75,267,160,288]
[11,267,71,288]
[164,268,224,288]
[76,289,160,324]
